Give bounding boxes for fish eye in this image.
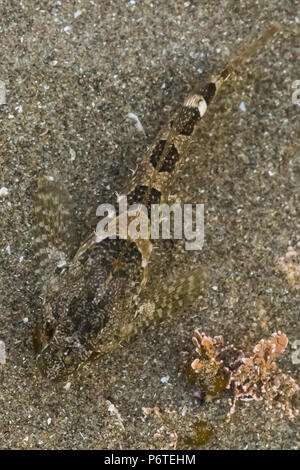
[45,319,56,341]
[63,347,75,366]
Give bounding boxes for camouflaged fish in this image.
[33,26,278,382]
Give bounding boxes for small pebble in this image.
[63,381,71,391]
[160,375,170,384]
[0,187,8,197]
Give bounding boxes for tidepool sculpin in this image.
[32,26,279,381]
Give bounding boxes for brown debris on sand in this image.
[190,330,299,421]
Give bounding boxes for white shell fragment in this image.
[160,375,170,384]
[0,340,6,365]
[127,112,145,134]
[0,187,9,197]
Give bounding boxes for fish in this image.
[32,26,279,381]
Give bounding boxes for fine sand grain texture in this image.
[0,0,299,449]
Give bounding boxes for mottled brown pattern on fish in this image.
[33,26,279,381]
